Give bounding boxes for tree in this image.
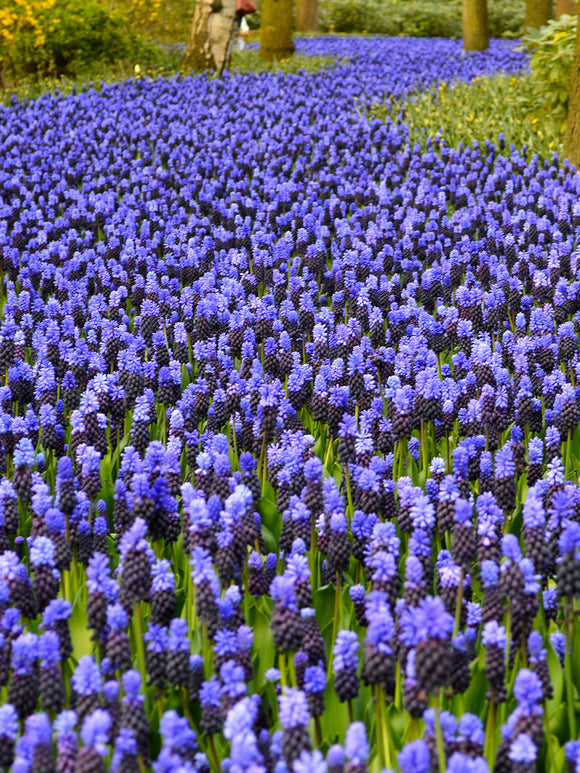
[184,0,238,74]
[462,0,489,50]
[296,0,319,32]
[556,0,577,18]
[260,0,295,62]
[525,0,553,30]
[564,13,580,164]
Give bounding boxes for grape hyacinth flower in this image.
[279,688,312,768]
[332,630,360,704]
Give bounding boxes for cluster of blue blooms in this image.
[0,32,579,773]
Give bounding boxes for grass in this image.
[369,72,564,161]
[1,38,338,105]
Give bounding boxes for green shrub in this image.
[241,0,525,37]
[369,72,563,161]
[523,13,577,134]
[3,0,144,79]
[230,46,335,74]
[317,0,525,38]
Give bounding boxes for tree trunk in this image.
[564,11,580,164]
[296,0,319,32]
[184,0,238,74]
[462,0,489,51]
[260,0,295,62]
[556,0,576,18]
[525,0,553,29]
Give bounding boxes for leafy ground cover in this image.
[1,34,580,773]
[370,73,563,162]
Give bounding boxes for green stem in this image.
[484,689,497,769]
[394,660,402,711]
[132,601,147,687]
[328,571,341,680]
[314,716,322,747]
[377,685,392,771]
[344,464,353,523]
[566,597,577,739]
[452,568,465,638]
[323,436,334,473]
[566,427,573,479]
[279,650,287,690]
[433,690,447,773]
[347,699,354,724]
[209,736,221,773]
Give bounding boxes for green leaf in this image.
[257,496,280,543]
[319,683,350,746]
[547,640,564,711]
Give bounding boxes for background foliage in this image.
[369,72,563,162]
[1,0,527,85]
[523,13,577,136]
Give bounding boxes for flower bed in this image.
[1,35,577,773]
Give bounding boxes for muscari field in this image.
[1,34,580,773]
